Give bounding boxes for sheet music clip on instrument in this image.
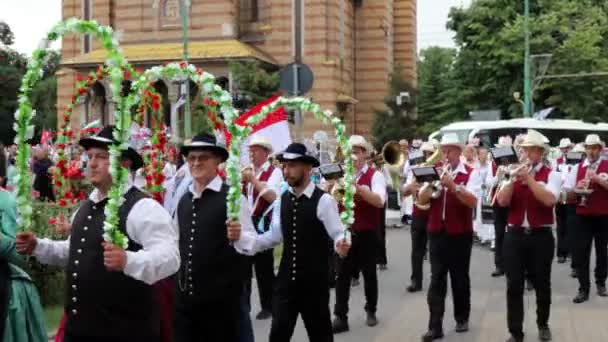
[318,163,344,180]
[490,146,519,166]
[412,166,440,183]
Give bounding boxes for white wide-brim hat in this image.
[558,138,574,149]
[572,143,586,153]
[420,141,435,153]
[248,135,273,153]
[348,135,370,151]
[583,134,605,148]
[518,129,550,149]
[495,135,513,148]
[439,133,464,149]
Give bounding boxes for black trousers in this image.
[504,228,554,339]
[334,230,379,319]
[427,231,473,332]
[0,262,9,340]
[270,286,333,342]
[252,249,275,311]
[493,206,509,271]
[174,294,241,342]
[573,215,608,293]
[410,215,428,286]
[377,206,388,265]
[556,203,570,258]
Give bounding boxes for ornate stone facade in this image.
[58,0,416,139]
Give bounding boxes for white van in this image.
[431,118,608,146]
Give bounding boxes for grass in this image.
[44,305,63,334]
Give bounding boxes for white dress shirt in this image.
[563,158,603,191]
[358,165,387,206]
[174,175,256,235]
[246,161,284,211]
[234,180,348,255]
[33,186,181,285]
[521,163,562,227]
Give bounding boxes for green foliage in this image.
[0,47,27,145]
[0,21,14,46]
[229,60,280,104]
[432,0,608,126]
[371,64,418,149]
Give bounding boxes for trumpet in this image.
[489,162,533,205]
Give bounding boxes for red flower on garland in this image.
[76,75,85,82]
[179,61,187,68]
[151,100,160,111]
[58,199,67,207]
[124,69,131,80]
[48,217,58,225]
[77,87,86,96]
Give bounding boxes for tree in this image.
[229,60,280,105]
[416,47,456,135]
[0,21,15,46]
[442,0,608,122]
[371,64,418,149]
[0,21,61,145]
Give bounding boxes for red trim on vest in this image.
[252,165,275,217]
[575,159,608,216]
[557,157,564,165]
[508,165,554,227]
[351,167,382,232]
[427,164,474,235]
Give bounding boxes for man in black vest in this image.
[230,142,351,342]
[174,133,252,342]
[16,126,180,342]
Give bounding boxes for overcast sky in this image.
[1,0,472,55]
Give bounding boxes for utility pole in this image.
[293,0,303,142]
[523,0,532,117]
[180,0,192,139]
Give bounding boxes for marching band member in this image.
[566,143,586,278]
[417,133,482,341]
[231,142,351,342]
[173,133,251,342]
[564,134,608,303]
[241,136,283,320]
[490,135,514,277]
[16,126,180,342]
[400,139,413,225]
[401,141,436,292]
[333,135,387,333]
[496,129,560,342]
[554,138,574,264]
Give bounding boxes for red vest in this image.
[575,159,608,216]
[508,165,554,228]
[351,167,382,232]
[242,165,276,218]
[412,205,429,218]
[427,164,474,235]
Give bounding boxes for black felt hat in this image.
[79,125,144,171]
[276,143,320,167]
[180,133,229,162]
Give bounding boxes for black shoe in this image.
[506,336,523,342]
[455,321,469,333]
[366,312,378,327]
[526,279,534,291]
[255,309,272,320]
[538,326,552,341]
[351,278,360,287]
[491,269,505,277]
[421,330,444,341]
[598,285,608,297]
[572,291,589,304]
[570,269,578,278]
[332,317,349,334]
[557,256,567,264]
[379,264,388,271]
[407,284,422,293]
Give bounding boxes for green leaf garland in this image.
[14,19,130,249]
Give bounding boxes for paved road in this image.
[249,211,608,342]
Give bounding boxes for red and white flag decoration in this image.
[223,95,292,165]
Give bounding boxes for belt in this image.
[507,226,551,235]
